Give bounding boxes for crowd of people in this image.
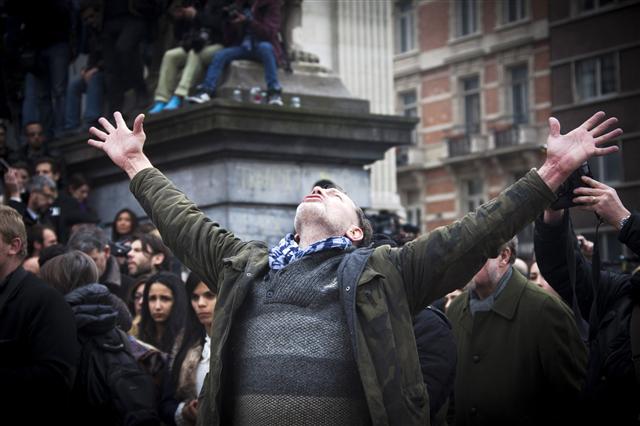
[0,0,287,156]
[1,108,636,425]
[1,2,639,423]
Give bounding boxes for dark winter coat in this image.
[0,266,79,424]
[447,269,588,425]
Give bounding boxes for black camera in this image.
[182,29,211,53]
[110,241,131,257]
[549,161,593,210]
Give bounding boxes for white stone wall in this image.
[293,0,402,211]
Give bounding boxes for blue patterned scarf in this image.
[269,233,352,270]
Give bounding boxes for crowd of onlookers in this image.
[0,0,287,160]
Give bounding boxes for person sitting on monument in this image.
[148,0,226,114]
[86,109,621,424]
[186,0,285,106]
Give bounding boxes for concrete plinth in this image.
[57,64,415,246]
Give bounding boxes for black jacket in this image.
[0,266,80,424]
[534,213,640,425]
[413,306,456,425]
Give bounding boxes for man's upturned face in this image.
[127,239,153,277]
[294,186,360,240]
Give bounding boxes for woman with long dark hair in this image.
[111,208,139,243]
[160,272,217,426]
[138,272,187,355]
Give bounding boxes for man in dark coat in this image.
[67,226,134,304]
[447,237,588,425]
[0,205,79,424]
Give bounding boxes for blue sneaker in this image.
[148,101,166,114]
[164,95,182,111]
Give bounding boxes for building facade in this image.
[549,0,640,264]
[394,0,550,258]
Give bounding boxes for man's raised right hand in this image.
[87,112,153,179]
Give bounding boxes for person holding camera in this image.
[187,0,285,106]
[148,0,226,114]
[534,176,640,426]
[67,225,135,305]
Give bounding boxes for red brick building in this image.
[393,0,551,258]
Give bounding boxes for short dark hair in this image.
[34,157,60,175]
[67,173,90,191]
[26,224,55,256]
[136,233,170,271]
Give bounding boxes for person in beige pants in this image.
[150,3,225,113]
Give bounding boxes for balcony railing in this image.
[494,126,520,148]
[447,135,471,157]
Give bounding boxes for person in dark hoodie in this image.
[67,225,134,304]
[40,249,158,425]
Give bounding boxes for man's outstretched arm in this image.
[87,112,247,290]
[398,112,622,310]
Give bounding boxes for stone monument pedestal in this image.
[56,62,415,245]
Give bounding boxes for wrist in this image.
[124,155,153,180]
[616,210,631,230]
[536,161,568,192]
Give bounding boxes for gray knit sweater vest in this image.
[226,249,371,425]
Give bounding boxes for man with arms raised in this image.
[88,110,621,425]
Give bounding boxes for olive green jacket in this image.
[446,269,588,425]
[130,168,556,426]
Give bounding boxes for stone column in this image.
[292,0,402,212]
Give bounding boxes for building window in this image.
[455,0,478,38]
[395,1,416,54]
[509,64,529,124]
[503,0,527,24]
[578,0,616,13]
[588,150,622,184]
[461,76,481,135]
[397,90,418,165]
[462,179,484,213]
[575,53,617,101]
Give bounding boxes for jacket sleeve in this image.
[394,169,556,312]
[619,212,640,257]
[248,0,281,42]
[130,168,248,293]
